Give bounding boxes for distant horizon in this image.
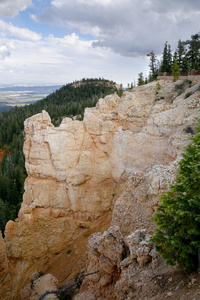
[0,84,64,111]
[0,78,122,88]
[0,83,64,87]
[0,80,129,89]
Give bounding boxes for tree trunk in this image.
[198,250,200,272]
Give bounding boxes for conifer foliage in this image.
[151,118,200,272]
[144,32,200,84]
[172,59,180,82]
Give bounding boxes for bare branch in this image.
[37,271,99,300]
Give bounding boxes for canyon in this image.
[0,77,200,299]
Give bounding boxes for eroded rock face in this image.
[1,77,200,299]
[21,108,118,223]
[75,227,157,300]
[75,226,200,300]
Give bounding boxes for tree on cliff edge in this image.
[151,118,200,273]
[137,72,145,86]
[172,59,180,82]
[160,41,172,74]
[147,50,158,80]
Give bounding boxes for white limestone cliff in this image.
[0,76,200,299]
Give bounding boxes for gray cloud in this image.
[0,0,32,17]
[36,0,200,57]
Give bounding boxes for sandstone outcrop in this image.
[74,227,158,300]
[0,76,200,299]
[75,227,200,300]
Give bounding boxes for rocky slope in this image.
[74,227,200,300]
[0,76,200,299]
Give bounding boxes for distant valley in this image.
[0,84,62,112]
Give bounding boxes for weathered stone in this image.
[1,78,200,299]
[124,229,152,265]
[20,273,58,300]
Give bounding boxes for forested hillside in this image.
[0,78,121,233]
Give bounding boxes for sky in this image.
[0,0,199,87]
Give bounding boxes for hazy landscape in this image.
[0,85,62,112]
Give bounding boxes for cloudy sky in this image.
[0,0,199,86]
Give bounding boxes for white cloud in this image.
[37,0,200,57]
[0,45,11,59]
[0,0,199,86]
[0,31,146,86]
[46,33,93,51]
[0,41,15,60]
[0,20,42,41]
[0,0,32,17]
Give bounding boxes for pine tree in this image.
[185,33,200,70]
[160,42,168,73]
[147,51,158,80]
[137,72,145,86]
[160,42,172,73]
[176,39,186,72]
[151,118,200,272]
[167,44,172,73]
[173,51,178,64]
[148,72,153,83]
[172,59,180,82]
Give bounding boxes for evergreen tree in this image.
[172,59,180,82]
[176,39,186,72]
[185,33,200,70]
[151,118,200,272]
[147,51,158,80]
[173,51,178,64]
[137,72,145,86]
[160,42,168,73]
[182,55,190,73]
[118,84,123,96]
[160,42,172,73]
[148,72,153,83]
[167,44,172,73]
[0,199,16,234]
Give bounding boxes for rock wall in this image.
[0,77,200,299]
[75,226,200,300]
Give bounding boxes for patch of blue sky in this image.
[0,4,95,41]
[1,16,65,40]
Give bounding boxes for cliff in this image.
[0,77,200,299]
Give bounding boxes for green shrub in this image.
[151,118,200,273]
[156,82,161,90]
